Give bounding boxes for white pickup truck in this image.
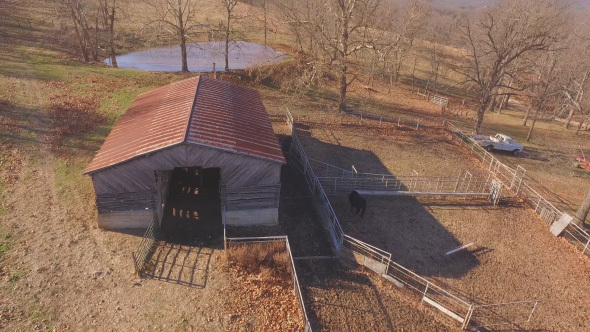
[474,134,524,155]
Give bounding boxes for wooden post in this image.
[213,62,216,79]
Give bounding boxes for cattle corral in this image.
[279,116,590,331]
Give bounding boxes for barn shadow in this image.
[141,242,213,288]
[292,127,481,279]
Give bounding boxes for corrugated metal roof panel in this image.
[187,77,285,164]
[84,76,284,174]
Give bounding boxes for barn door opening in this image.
[160,167,222,245]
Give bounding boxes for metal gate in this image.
[490,179,502,206]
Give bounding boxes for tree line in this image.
[51,0,590,136]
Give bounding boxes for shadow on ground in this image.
[142,242,213,288]
[296,128,481,278]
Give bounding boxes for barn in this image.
[84,76,285,239]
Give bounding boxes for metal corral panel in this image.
[84,76,284,174]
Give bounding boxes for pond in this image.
[104,41,286,72]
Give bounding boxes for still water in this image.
[104,41,286,72]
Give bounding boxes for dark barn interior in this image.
[160,167,222,245]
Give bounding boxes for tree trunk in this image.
[527,100,545,142]
[177,0,188,72]
[565,106,574,129]
[70,8,89,62]
[338,62,348,113]
[92,15,99,61]
[473,99,489,134]
[337,8,349,113]
[179,31,188,72]
[263,0,267,46]
[522,107,531,126]
[108,4,117,67]
[225,10,231,71]
[526,107,539,142]
[574,190,590,227]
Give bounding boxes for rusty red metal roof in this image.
[84,76,285,174]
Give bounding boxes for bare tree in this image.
[371,0,429,88]
[525,53,561,141]
[222,0,238,71]
[99,0,118,67]
[454,0,567,134]
[143,0,199,72]
[560,33,590,129]
[276,0,380,112]
[55,0,101,62]
[423,16,453,97]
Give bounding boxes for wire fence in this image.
[310,158,493,196]
[444,120,590,256]
[225,236,312,332]
[132,212,160,276]
[286,108,543,329]
[471,301,538,329]
[288,113,345,252]
[278,105,438,130]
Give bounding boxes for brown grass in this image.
[225,241,292,279]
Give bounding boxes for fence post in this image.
[379,116,382,127]
[462,305,474,330]
[416,119,419,130]
[397,117,400,127]
[422,282,430,301]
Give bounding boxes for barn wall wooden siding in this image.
[221,184,281,211]
[91,143,282,220]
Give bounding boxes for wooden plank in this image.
[445,243,474,255]
[423,296,465,323]
[550,213,573,236]
[356,190,489,197]
[381,274,404,288]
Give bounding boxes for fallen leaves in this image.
[225,249,303,332]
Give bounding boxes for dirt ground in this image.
[0,146,305,331]
[296,259,457,332]
[292,119,478,176]
[299,123,590,331]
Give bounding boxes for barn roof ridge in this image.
[84,76,285,174]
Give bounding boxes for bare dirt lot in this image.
[0,147,303,331]
[296,259,457,332]
[299,122,590,331]
[293,119,478,176]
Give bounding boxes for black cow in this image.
[348,190,366,217]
